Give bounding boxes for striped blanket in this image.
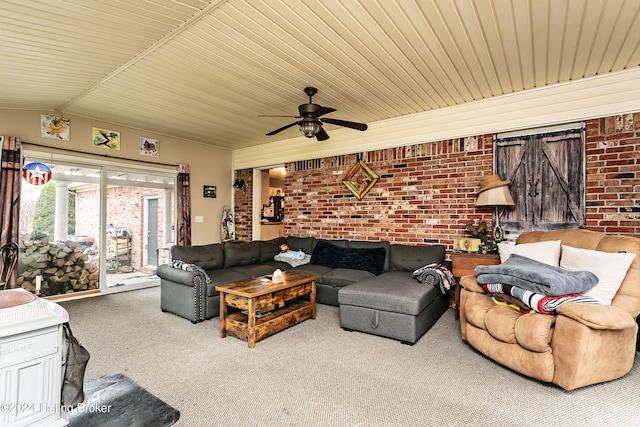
[413,263,456,295]
[481,282,600,315]
[169,259,211,283]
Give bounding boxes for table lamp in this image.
[475,174,515,243]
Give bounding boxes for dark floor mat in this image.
[68,372,180,427]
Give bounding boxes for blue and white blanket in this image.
[274,250,311,267]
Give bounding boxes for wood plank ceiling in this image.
[2,0,640,150]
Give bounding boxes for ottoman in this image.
[338,271,449,344]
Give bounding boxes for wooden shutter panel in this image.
[495,129,585,232]
[495,137,530,231]
[536,131,584,229]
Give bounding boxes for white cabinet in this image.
[0,290,69,427]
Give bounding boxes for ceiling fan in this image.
[262,87,368,141]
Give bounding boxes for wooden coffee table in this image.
[216,271,318,348]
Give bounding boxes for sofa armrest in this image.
[556,302,636,330]
[459,275,485,293]
[157,264,204,287]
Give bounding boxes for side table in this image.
[451,252,500,320]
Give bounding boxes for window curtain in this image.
[0,136,21,288]
[176,163,191,246]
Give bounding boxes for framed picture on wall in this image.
[41,114,70,141]
[140,137,159,157]
[92,127,120,150]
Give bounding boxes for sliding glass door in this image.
[105,169,174,289]
[19,151,175,297]
[19,159,102,297]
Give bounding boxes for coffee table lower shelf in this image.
[223,299,314,345]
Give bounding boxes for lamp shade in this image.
[475,184,514,207]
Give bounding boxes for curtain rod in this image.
[22,141,179,168]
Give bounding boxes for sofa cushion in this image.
[204,269,251,294]
[311,240,386,275]
[320,268,375,288]
[462,290,554,353]
[484,305,521,344]
[349,240,391,272]
[290,263,333,277]
[286,236,316,254]
[389,244,445,272]
[259,237,286,262]
[560,245,636,305]
[498,240,561,266]
[319,239,349,248]
[259,259,294,271]
[171,244,223,270]
[338,271,438,316]
[227,263,283,278]
[223,241,261,268]
[462,290,495,329]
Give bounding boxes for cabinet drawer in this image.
[0,326,59,368]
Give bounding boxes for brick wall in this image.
[75,188,100,240]
[234,112,640,245]
[585,113,640,234]
[284,135,494,246]
[75,186,167,270]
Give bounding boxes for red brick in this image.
[233,114,640,247]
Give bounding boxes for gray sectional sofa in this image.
[157,236,450,344]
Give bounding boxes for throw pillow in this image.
[310,241,386,275]
[560,245,636,305]
[498,240,561,266]
[223,241,261,268]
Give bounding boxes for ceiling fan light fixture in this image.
[299,120,321,138]
[264,87,367,140]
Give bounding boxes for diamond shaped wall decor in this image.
[342,159,379,200]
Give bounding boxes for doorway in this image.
[254,167,286,240]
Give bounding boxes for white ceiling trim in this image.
[233,67,640,170]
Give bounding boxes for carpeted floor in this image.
[59,287,640,427]
[68,372,180,427]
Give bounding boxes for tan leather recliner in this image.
[459,229,640,390]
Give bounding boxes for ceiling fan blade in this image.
[313,106,337,117]
[298,103,336,117]
[315,128,330,141]
[266,121,300,136]
[258,115,301,118]
[321,118,368,131]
